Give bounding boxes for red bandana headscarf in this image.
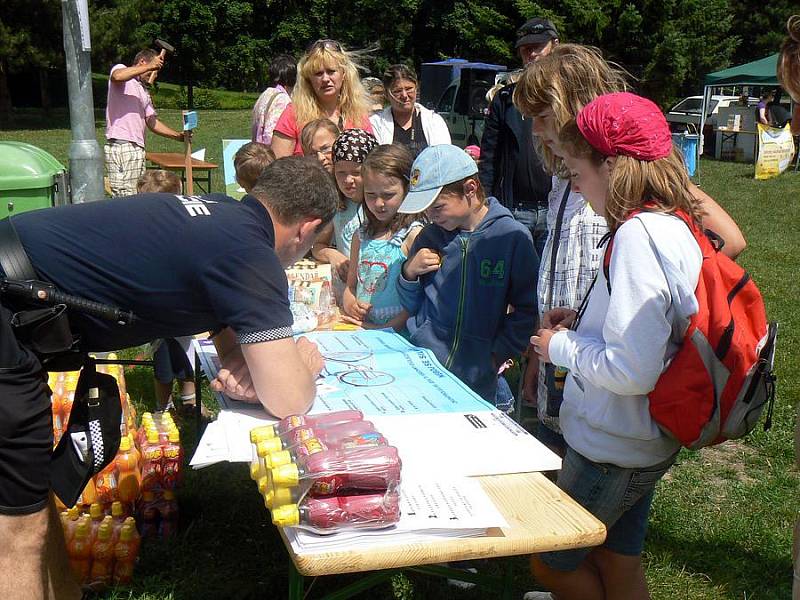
[576,92,672,161]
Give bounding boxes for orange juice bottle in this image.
[67,520,92,584]
[51,387,64,444]
[79,477,97,507]
[94,461,118,505]
[62,506,80,544]
[116,436,141,503]
[89,520,114,588]
[122,516,141,554]
[61,390,75,430]
[160,490,179,538]
[110,501,127,544]
[113,521,139,585]
[88,503,104,545]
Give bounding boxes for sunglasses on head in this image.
[307,39,344,53]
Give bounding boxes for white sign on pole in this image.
[76,0,91,51]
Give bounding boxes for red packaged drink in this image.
[261,418,379,456]
[160,490,179,538]
[265,430,388,469]
[139,491,160,539]
[140,431,163,491]
[268,410,364,439]
[161,430,182,490]
[272,491,401,534]
[270,445,402,496]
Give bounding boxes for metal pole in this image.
[61,0,104,203]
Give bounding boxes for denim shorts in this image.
[540,447,676,571]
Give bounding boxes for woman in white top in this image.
[369,64,450,157]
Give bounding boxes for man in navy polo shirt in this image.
[0,156,337,600]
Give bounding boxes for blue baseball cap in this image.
[399,144,479,214]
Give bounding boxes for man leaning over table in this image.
[105,48,186,197]
[0,157,333,600]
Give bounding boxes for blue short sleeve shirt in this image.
[10,193,293,351]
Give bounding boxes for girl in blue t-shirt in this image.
[343,144,424,331]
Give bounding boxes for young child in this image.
[233,142,276,193]
[529,92,704,600]
[311,128,378,292]
[397,144,537,405]
[342,144,424,331]
[136,170,197,412]
[300,118,340,174]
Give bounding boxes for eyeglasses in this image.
[389,84,417,100]
[315,145,334,156]
[307,39,343,53]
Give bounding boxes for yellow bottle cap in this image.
[146,431,159,444]
[256,439,278,457]
[250,425,275,443]
[271,504,300,527]
[90,503,103,519]
[249,462,264,481]
[263,437,284,455]
[168,430,180,443]
[119,523,133,541]
[111,501,123,517]
[265,486,295,509]
[265,450,292,469]
[257,475,270,495]
[75,521,89,537]
[68,506,80,520]
[163,490,175,501]
[271,463,300,487]
[119,436,131,451]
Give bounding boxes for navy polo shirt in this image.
[10,193,293,351]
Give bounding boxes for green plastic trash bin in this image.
[0,141,69,217]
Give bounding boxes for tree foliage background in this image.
[1,0,797,111]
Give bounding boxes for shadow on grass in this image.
[645,522,791,598]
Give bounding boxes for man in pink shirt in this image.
[105,49,185,197]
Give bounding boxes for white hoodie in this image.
[369,103,451,146]
[549,211,703,468]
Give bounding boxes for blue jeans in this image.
[513,206,548,259]
[540,448,676,571]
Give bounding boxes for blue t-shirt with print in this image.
[10,193,293,351]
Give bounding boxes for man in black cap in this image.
[479,17,559,258]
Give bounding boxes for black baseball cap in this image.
[515,18,559,48]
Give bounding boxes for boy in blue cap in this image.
[397,144,538,406]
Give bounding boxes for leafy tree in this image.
[0,0,63,117]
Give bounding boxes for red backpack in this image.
[603,209,777,449]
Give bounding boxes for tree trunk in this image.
[0,60,12,126]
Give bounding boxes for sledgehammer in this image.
[147,39,175,85]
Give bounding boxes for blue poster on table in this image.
[194,329,495,416]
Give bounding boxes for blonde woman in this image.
[777,15,800,135]
[272,40,373,157]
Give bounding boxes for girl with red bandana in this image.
[528,92,704,600]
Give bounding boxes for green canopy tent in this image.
[698,54,781,171]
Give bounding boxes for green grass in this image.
[0,108,252,195]
[0,110,798,598]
